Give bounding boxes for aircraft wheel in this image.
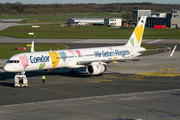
[99,73,103,76]
[69,71,72,75]
[69,70,78,75]
[74,71,78,75]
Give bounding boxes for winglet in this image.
[31,41,34,52]
[169,45,177,57]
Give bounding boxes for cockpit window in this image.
[6,59,10,63]
[8,60,20,63]
[9,61,14,63]
[15,60,19,63]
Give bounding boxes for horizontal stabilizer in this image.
[169,45,177,57]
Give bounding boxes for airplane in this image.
[3,16,177,85]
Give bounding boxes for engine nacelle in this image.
[86,63,107,75]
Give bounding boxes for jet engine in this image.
[86,63,107,75]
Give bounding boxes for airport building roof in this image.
[70,18,104,20]
[68,18,104,24]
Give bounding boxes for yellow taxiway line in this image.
[136,71,180,77]
[0,64,4,68]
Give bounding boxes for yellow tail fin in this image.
[126,16,147,47]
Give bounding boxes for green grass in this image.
[144,28,180,39]
[0,13,121,19]
[0,24,180,39]
[0,43,67,59]
[141,44,157,54]
[19,18,69,23]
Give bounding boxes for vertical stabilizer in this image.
[31,41,34,52]
[125,16,147,47]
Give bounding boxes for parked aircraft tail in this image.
[126,16,147,47]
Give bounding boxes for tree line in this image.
[0,2,180,15]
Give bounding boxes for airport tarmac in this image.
[1,21,180,119]
[0,43,180,120]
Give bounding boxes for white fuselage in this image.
[3,45,144,73]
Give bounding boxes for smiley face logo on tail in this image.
[48,51,59,68]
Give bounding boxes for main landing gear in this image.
[98,73,103,76]
[14,72,28,87]
[69,68,78,75]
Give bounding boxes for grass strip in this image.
[0,43,66,59]
[0,13,121,19]
[0,24,180,39]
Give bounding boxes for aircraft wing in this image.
[77,45,177,65]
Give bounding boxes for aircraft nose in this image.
[3,64,12,72]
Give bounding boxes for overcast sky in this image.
[0,0,179,4]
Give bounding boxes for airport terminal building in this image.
[104,18,122,26]
[133,10,180,28]
[68,10,180,28]
[68,18,122,27]
[68,18,104,26]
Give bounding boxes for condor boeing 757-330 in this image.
[3,16,177,87]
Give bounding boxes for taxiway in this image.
[0,20,180,120]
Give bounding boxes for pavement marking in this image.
[153,86,165,89]
[147,39,162,44]
[112,67,137,69]
[161,68,178,71]
[1,89,179,108]
[158,64,176,66]
[101,75,146,81]
[29,85,86,98]
[85,79,112,83]
[1,89,180,116]
[101,75,118,79]
[144,66,165,69]
[136,71,180,77]
[112,82,122,84]
[88,115,102,118]
[63,44,69,50]
[0,64,4,68]
[62,111,75,114]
